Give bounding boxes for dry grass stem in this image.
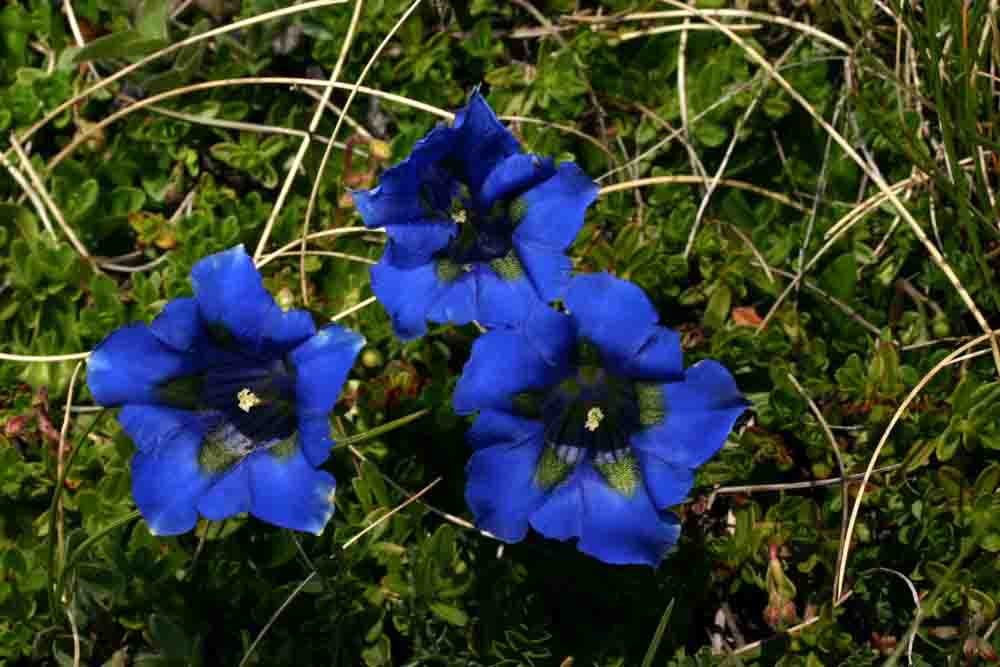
[9,0,350,154]
[835,331,1000,603]
[0,351,91,363]
[296,0,421,303]
[664,1,1000,382]
[330,296,377,322]
[342,476,441,549]
[55,361,85,573]
[0,144,56,236]
[9,135,95,265]
[707,464,901,510]
[786,372,849,605]
[599,175,810,213]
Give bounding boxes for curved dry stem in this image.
[44,78,454,177]
[787,371,849,607]
[616,23,761,42]
[330,295,377,322]
[834,332,1000,603]
[684,35,805,258]
[666,0,1000,378]
[9,135,95,265]
[55,361,85,575]
[256,226,377,268]
[501,114,616,161]
[293,0,422,304]
[581,9,850,52]
[295,0,368,302]
[9,0,350,154]
[599,175,810,213]
[267,250,375,265]
[0,351,90,363]
[1,146,55,236]
[342,476,441,549]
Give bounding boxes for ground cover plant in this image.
[3,0,1000,665]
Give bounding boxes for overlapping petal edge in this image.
[453,273,750,566]
[352,90,599,340]
[87,245,364,536]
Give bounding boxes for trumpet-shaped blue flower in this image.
[87,245,364,536]
[352,91,598,340]
[453,274,749,566]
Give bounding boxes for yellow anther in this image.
[453,209,467,224]
[237,388,262,412]
[585,406,605,432]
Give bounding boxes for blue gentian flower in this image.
[87,246,364,536]
[351,91,599,340]
[452,273,749,566]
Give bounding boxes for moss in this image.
[435,258,464,283]
[197,436,243,474]
[596,455,640,497]
[489,251,525,281]
[269,436,298,460]
[534,446,574,490]
[508,196,528,225]
[636,382,667,427]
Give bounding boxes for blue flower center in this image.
[159,354,298,453]
[517,342,667,494]
[201,357,297,445]
[539,361,641,466]
[420,161,542,274]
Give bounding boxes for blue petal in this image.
[513,240,574,303]
[381,220,457,269]
[197,462,252,521]
[475,266,541,329]
[452,92,522,194]
[352,126,459,229]
[126,409,213,536]
[631,360,748,469]
[246,445,336,534]
[453,306,573,415]
[191,245,315,357]
[630,449,694,510]
[531,464,681,566]
[527,465,584,541]
[88,324,202,406]
[564,273,660,376]
[465,415,547,542]
[297,415,333,470]
[118,404,204,453]
[290,325,365,465]
[149,298,204,352]
[370,257,444,340]
[477,153,555,210]
[425,271,478,327]
[513,162,597,250]
[624,327,684,381]
[291,325,365,417]
[466,409,541,451]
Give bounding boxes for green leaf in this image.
[429,602,468,627]
[148,614,192,661]
[703,283,732,330]
[641,599,675,667]
[72,30,168,62]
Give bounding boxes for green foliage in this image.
[4,0,1000,665]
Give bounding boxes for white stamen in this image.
[237,388,262,412]
[585,406,605,432]
[453,209,467,224]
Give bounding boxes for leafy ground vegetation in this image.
[3,0,1000,665]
